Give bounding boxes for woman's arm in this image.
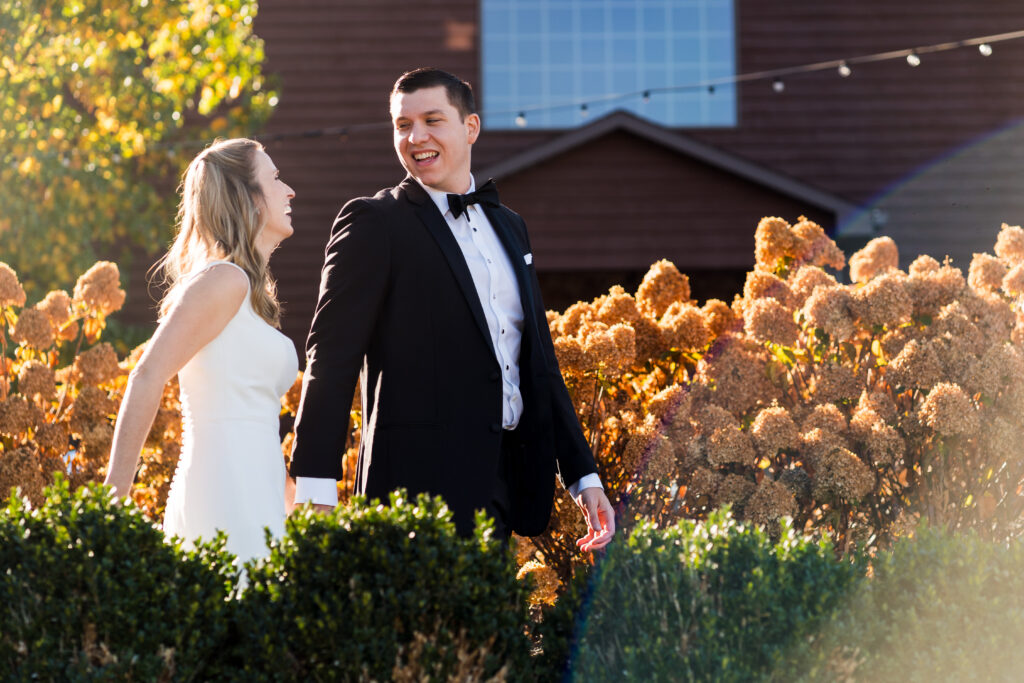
[104,264,248,498]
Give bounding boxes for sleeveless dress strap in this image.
[192,260,249,280]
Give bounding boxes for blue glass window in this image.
[481,0,736,129]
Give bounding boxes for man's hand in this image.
[310,504,334,514]
[573,487,615,552]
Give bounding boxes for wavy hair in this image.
[155,138,282,327]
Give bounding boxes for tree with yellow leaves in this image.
[0,0,276,293]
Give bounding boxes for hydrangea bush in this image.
[525,218,1024,587]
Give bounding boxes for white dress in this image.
[162,261,299,564]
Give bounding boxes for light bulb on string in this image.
[838,61,852,77]
[906,51,921,66]
[580,103,589,118]
[979,43,993,56]
[707,85,715,94]
[514,112,527,127]
[642,90,650,103]
[772,78,785,93]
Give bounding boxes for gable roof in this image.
[478,110,864,232]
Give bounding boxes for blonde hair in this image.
[156,138,282,327]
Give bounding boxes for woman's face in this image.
[253,149,295,258]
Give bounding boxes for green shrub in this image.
[537,508,864,682]
[790,526,1024,682]
[232,491,532,681]
[0,475,237,680]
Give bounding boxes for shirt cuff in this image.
[568,473,604,499]
[294,477,339,506]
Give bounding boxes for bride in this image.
[105,138,299,564]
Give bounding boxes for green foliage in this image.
[232,491,533,681]
[537,508,864,682]
[0,475,237,680]
[0,0,276,292]
[791,526,1024,682]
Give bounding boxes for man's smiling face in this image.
[391,85,479,194]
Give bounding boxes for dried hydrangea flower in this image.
[908,254,940,276]
[792,218,846,271]
[994,223,1024,265]
[685,467,722,508]
[968,252,1007,293]
[962,342,1024,397]
[0,395,39,436]
[800,427,850,468]
[11,307,54,350]
[852,270,912,328]
[802,285,856,341]
[906,263,965,317]
[712,473,756,511]
[18,360,56,401]
[0,446,46,506]
[282,371,304,414]
[812,447,874,503]
[697,336,778,416]
[606,322,637,371]
[553,336,587,374]
[636,259,690,319]
[857,390,897,424]
[702,298,738,337]
[37,290,73,330]
[779,467,812,505]
[887,338,944,391]
[707,426,755,467]
[69,385,118,435]
[754,216,797,271]
[812,361,862,404]
[647,384,689,424]
[960,290,1015,341]
[80,421,115,462]
[631,315,666,361]
[659,301,710,351]
[558,301,592,337]
[743,297,799,346]
[622,417,676,482]
[0,263,27,308]
[788,265,838,307]
[802,403,848,434]
[750,405,798,457]
[34,422,70,455]
[917,382,979,437]
[596,286,643,326]
[1002,263,1024,297]
[743,270,793,307]
[73,261,126,317]
[849,236,898,283]
[745,478,798,526]
[74,342,122,386]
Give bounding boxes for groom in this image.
[289,68,614,548]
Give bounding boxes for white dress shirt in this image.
[295,176,602,505]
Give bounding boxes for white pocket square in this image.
[524,253,533,265]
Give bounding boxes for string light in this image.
[838,61,852,77]
[514,111,527,127]
[707,85,715,94]
[580,103,589,118]
[772,78,785,93]
[906,51,921,66]
[979,43,994,56]
[642,90,651,103]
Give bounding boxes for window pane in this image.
[482,0,736,129]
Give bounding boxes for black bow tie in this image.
[446,179,500,219]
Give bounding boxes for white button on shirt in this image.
[294,176,602,505]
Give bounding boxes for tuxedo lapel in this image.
[484,205,540,344]
[400,177,496,358]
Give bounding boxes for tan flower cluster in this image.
[0,395,41,436]
[707,425,755,467]
[812,447,874,503]
[18,360,56,401]
[80,422,115,463]
[962,342,1024,397]
[802,403,848,435]
[684,467,722,509]
[582,320,636,374]
[283,371,304,414]
[743,297,799,346]
[636,259,690,318]
[73,261,126,317]
[745,478,798,526]
[792,218,846,271]
[34,422,69,455]
[659,302,709,351]
[852,270,911,328]
[1002,263,1024,296]
[646,384,689,424]
[812,361,862,405]
[11,307,54,350]
[802,285,856,341]
[800,427,850,468]
[69,385,117,435]
[778,467,812,505]
[74,343,122,386]
[743,270,793,307]
[596,286,644,326]
[697,336,778,416]
[995,223,1024,264]
[754,216,798,271]
[701,299,737,337]
[906,259,965,317]
[917,382,979,437]
[556,301,591,337]
[788,265,838,307]
[857,390,897,424]
[621,416,676,481]
[0,446,47,507]
[849,236,898,284]
[750,405,798,457]
[712,473,756,511]
[886,339,943,391]
[968,252,1007,293]
[0,262,26,308]
[962,290,1015,341]
[849,407,902,466]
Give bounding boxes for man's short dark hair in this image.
[391,68,476,120]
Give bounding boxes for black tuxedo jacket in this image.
[289,176,597,535]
